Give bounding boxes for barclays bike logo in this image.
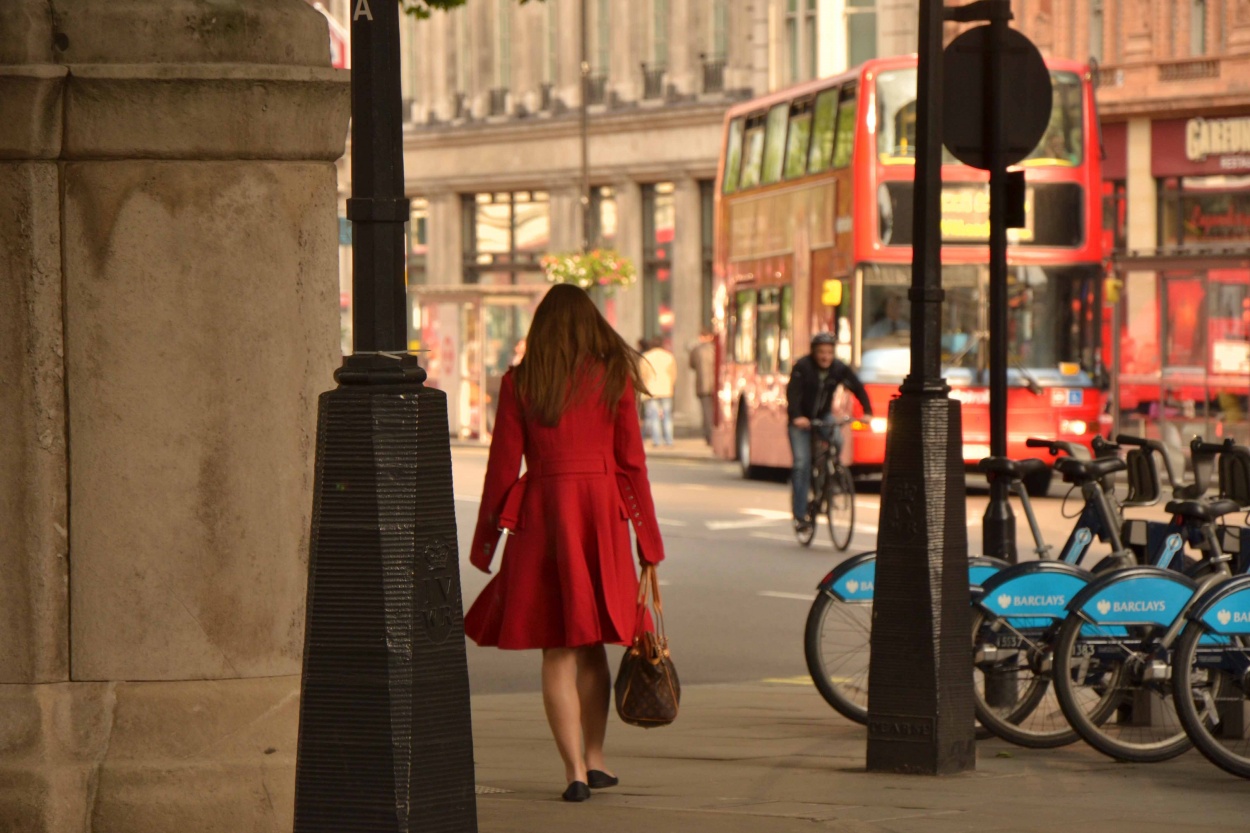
[997,593,1065,609]
[1095,599,1166,616]
[845,580,873,594]
[1216,609,1250,626]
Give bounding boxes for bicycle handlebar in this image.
[1025,437,1086,458]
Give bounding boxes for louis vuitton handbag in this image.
[614,564,680,728]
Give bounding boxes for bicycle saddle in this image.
[1164,498,1243,523]
[1053,455,1126,484]
[977,456,1049,481]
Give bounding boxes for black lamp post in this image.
[294,2,479,830]
[865,0,976,775]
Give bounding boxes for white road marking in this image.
[657,518,688,527]
[749,532,804,543]
[706,508,793,530]
[758,591,816,601]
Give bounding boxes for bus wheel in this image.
[736,406,759,480]
[1021,467,1052,498]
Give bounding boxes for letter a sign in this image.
[353,0,373,21]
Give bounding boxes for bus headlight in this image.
[1059,419,1088,436]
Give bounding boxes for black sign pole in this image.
[866,0,976,775]
[294,2,480,830]
[982,0,1017,563]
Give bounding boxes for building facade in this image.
[329,0,908,439]
[1015,0,1250,446]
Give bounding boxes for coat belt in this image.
[498,456,612,531]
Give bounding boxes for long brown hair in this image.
[513,284,645,426]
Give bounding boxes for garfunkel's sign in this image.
[1155,116,1250,175]
[1186,117,1250,162]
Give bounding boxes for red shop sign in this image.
[1154,116,1250,176]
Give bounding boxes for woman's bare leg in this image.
[576,644,613,775]
[541,647,587,784]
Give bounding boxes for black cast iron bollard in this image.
[294,0,478,829]
[865,0,976,775]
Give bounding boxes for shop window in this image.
[407,197,429,285]
[1164,273,1207,367]
[642,182,676,344]
[462,191,550,284]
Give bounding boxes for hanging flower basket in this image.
[541,249,637,294]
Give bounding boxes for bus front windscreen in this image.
[857,264,1100,385]
[875,69,1084,165]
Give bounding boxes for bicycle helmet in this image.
[810,332,838,350]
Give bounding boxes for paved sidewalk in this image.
[471,682,1250,832]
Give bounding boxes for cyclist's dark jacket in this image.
[786,355,873,422]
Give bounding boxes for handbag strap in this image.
[634,564,667,642]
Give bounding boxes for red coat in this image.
[465,368,666,650]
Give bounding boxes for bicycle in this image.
[794,418,855,551]
[1052,437,1250,764]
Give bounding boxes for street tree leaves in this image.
[400,0,542,18]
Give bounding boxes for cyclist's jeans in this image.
[789,419,837,521]
[644,397,673,446]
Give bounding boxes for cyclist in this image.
[787,332,874,535]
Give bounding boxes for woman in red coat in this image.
[466,284,666,802]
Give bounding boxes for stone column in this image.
[667,0,696,96]
[426,191,465,285]
[0,2,348,831]
[613,179,645,345]
[610,0,640,103]
[549,185,585,253]
[671,178,703,433]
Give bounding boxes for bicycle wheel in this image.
[1052,615,1191,762]
[1173,623,1250,779]
[804,590,871,723]
[971,609,1079,748]
[826,465,855,551]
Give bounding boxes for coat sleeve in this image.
[614,378,666,565]
[786,362,806,422]
[838,363,874,417]
[469,371,525,573]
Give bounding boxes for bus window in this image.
[780,286,794,373]
[784,99,814,179]
[733,289,757,362]
[807,87,840,174]
[832,84,858,168]
[739,114,767,189]
[758,288,782,373]
[723,117,745,194]
[876,70,917,161]
[1023,72,1084,165]
[762,103,790,185]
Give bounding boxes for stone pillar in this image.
[671,178,703,433]
[426,191,464,285]
[613,179,645,346]
[549,185,585,253]
[610,0,640,103]
[667,0,696,96]
[0,2,348,831]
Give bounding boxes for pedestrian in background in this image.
[688,328,716,444]
[639,337,677,447]
[466,284,667,803]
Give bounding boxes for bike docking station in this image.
[865,0,1052,774]
[294,2,478,831]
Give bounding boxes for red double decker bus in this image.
[710,55,1106,495]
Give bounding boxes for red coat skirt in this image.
[465,369,666,650]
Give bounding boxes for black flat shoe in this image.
[587,770,619,789]
[562,781,590,802]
